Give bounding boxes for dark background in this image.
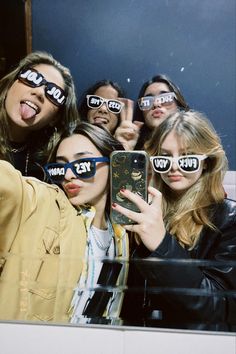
[1,0,235,169]
[0,1,27,78]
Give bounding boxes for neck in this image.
[8,120,30,143]
[91,194,108,230]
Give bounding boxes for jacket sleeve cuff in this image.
[150,233,190,259]
[134,232,190,259]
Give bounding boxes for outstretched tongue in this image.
[20,103,37,120]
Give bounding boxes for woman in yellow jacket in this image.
[0,122,128,324]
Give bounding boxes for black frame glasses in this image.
[138,92,176,111]
[44,157,109,183]
[86,95,124,114]
[18,67,67,106]
[150,155,207,174]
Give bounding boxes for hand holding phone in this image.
[110,151,148,224]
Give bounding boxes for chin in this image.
[148,119,164,129]
[67,195,81,206]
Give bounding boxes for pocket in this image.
[42,229,60,254]
[28,287,56,321]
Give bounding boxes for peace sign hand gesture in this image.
[112,186,166,251]
[114,98,143,150]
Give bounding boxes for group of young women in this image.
[0,51,235,331]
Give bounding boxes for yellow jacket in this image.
[0,161,87,322]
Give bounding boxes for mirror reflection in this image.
[0,0,235,335]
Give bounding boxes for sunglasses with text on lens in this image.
[86,95,124,114]
[18,68,67,106]
[44,157,109,183]
[150,155,207,174]
[138,92,176,111]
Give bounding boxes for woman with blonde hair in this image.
[114,110,236,330]
[0,51,79,179]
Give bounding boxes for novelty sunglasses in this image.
[44,157,109,183]
[18,68,67,106]
[138,92,176,111]
[150,155,207,174]
[86,95,124,114]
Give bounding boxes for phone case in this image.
[110,150,148,224]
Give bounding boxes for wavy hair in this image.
[0,51,79,161]
[145,110,227,248]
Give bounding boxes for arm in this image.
[140,225,236,325]
[0,161,47,249]
[112,188,236,325]
[0,161,26,248]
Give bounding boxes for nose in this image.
[64,166,77,181]
[30,85,45,102]
[153,97,162,108]
[98,102,108,113]
[171,160,178,172]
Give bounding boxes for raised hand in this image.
[115,98,143,150]
[112,186,166,251]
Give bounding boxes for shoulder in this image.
[224,198,236,209]
[215,198,236,215]
[211,198,236,228]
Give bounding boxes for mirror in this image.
[0,0,235,334]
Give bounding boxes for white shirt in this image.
[70,226,115,324]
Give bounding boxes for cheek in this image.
[87,109,96,123]
[43,99,59,113]
[166,103,178,113]
[160,174,167,184]
[38,107,59,127]
[96,167,109,186]
[108,113,119,126]
[143,110,152,123]
[43,95,59,113]
[5,85,17,109]
[191,170,203,184]
[100,166,109,180]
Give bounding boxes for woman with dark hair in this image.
[115,74,189,150]
[0,51,79,179]
[0,122,128,324]
[78,79,136,138]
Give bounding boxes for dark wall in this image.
[32,0,236,169]
[0,0,27,78]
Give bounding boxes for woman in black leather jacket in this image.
[112,110,236,331]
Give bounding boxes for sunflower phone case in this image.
[110,151,149,224]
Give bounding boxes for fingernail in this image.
[120,188,125,193]
[112,202,117,207]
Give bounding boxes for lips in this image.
[168,175,182,182]
[64,183,81,195]
[152,109,163,118]
[93,116,109,124]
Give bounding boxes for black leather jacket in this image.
[121,199,236,332]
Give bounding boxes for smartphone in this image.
[110,151,149,224]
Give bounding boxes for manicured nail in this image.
[112,202,117,207]
[120,188,125,193]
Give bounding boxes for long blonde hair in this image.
[145,110,227,249]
